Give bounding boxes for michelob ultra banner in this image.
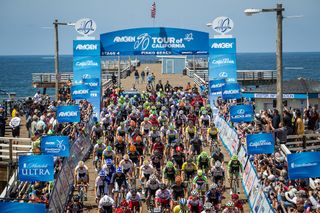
[0,202,46,213]
[208,38,237,83]
[57,105,80,123]
[18,155,54,181]
[229,105,254,123]
[246,133,274,155]
[288,152,320,179]
[71,84,91,100]
[222,83,241,100]
[41,136,70,157]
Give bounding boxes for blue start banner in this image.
[57,105,80,123]
[73,40,100,56]
[229,105,254,123]
[246,133,275,155]
[0,202,46,213]
[18,155,54,181]
[222,83,241,100]
[41,136,70,157]
[208,38,237,83]
[288,152,320,180]
[100,27,209,56]
[71,84,91,100]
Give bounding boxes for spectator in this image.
[308,105,319,131]
[9,112,21,137]
[272,109,281,129]
[295,110,304,135]
[185,82,192,92]
[134,70,140,84]
[283,110,294,135]
[164,80,172,93]
[156,80,164,91]
[147,73,153,86]
[0,106,6,137]
[140,69,145,83]
[112,73,117,86]
[30,115,38,137]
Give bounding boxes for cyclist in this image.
[128,144,140,166]
[114,136,127,162]
[166,124,178,155]
[201,202,215,213]
[102,146,115,163]
[155,183,171,209]
[93,139,106,172]
[207,123,218,144]
[119,154,133,178]
[172,146,186,169]
[95,170,109,203]
[114,200,132,213]
[199,110,210,140]
[173,198,188,213]
[227,155,243,194]
[197,151,210,173]
[145,174,161,199]
[205,184,222,209]
[182,158,198,181]
[210,161,225,188]
[188,190,203,213]
[175,110,187,134]
[132,135,145,157]
[193,170,209,194]
[158,111,169,126]
[231,194,244,213]
[111,167,128,192]
[149,126,160,144]
[222,201,239,213]
[126,188,142,213]
[140,117,151,136]
[98,194,114,213]
[103,159,116,193]
[91,122,103,141]
[189,135,202,157]
[66,195,84,213]
[74,161,89,197]
[185,121,197,142]
[163,161,177,185]
[139,160,154,184]
[116,122,126,138]
[171,176,187,206]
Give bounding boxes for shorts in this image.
[198,162,209,169]
[156,198,170,206]
[143,173,151,181]
[129,201,140,210]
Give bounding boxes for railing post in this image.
[9,139,13,165]
[302,135,307,150]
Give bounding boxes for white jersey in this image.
[95,176,109,196]
[119,159,133,170]
[98,195,114,208]
[75,165,88,176]
[146,179,160,191]
[126,191,141,202]
[140,165,154,175]
[155,189,171,200]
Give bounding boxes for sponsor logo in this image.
[212,58,235,65]
[184,33,193,42]
[82,74,91,79]
[72,89,89,95]
[75,18,97,36]
[134,33,151,50]
[219,72,228,78]
[211,83,225,88]
[291,162,317,169]
[212,16,234,34]
[86,82,98,87]
[223,89,239,95]
[113,36,136,43]
[237,109,245,115]
[58,111,78,117]
[75,44,97,50]
[75,60,98,67]
[21,163,51,176]
[211,42,233,49]
[249,140,272,148]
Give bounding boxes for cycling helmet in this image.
[191,190,198,196]
[143,160,149,166]
[129,144,136,152]
[197,170,203,176]
[166,161,174,168]
[135,136,142,143]
[210,183,218,190]
[106,146,112,152]
[78,161,84,167]
[175,146,182,153]
[106,159,113,166]
[226,201,234,207]
[175,176,182,184]
[99,170,106,177]
[116,167,122,173]
[123,154,129,160]
[179,110,184,115]
[117,136,123,142]
[215,160,222,168]
[97,139,103,145]
[231,155,238,161]
[179,198,187,206]
[159,183,166,190]
[231,194,239,200]
[204,202,213,210]
[202,110,207,115]
[200,151,208,158]
[130,188,137,194]
[169,124,174,130]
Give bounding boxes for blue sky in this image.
[0,0,319,55]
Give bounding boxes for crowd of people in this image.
[68,82,248,213]
[215,95,320,213]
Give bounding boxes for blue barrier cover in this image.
[222,83,241,100]
[247,133,275,155]
[0,202,46,213]
[229,105,254,123]
[288,152,320,180]
[18,155,54,181]
[41,136,70,157]
[71,84,91,100]
[57,106,80,123]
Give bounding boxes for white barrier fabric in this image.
[214,115,275,213]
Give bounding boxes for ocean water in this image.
[0,52,319,99]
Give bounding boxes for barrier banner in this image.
[41,136,70,157]
[247,133,274,155]
[287,152,320,179]
[18,155,54,181]
[57,106,80,123]
[208,38,237,83]
[71,84,91,100]
[229,104,254,123]
[222,83,241,100]
[0,202,46,213]
[100,27,209,56]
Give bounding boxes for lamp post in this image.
[53,19,74,100]
[245,4,285,119]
